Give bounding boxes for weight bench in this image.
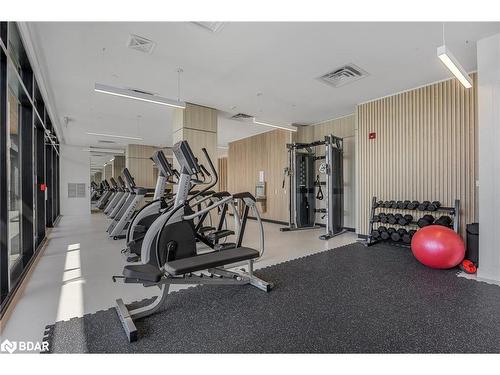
[114,246,272,342]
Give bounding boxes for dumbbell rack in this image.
[366,196,460,247]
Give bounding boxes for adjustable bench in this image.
[114,246,271,342]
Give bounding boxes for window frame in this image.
[0,21,60,314]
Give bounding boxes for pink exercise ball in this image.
[411,225,465,269]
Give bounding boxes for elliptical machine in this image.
[107,168,147,240]
[113,140,271,342]
[122,150,177,261]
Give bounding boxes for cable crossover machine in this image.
[281,134,345,240]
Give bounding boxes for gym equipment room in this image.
[1,1,500,371]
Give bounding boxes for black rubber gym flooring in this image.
[43,242,500,353]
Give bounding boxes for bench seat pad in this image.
[165,247,259,275]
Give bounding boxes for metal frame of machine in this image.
[281,134,345,240]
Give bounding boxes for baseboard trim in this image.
[253,217,288,226]
[232,214,356,233]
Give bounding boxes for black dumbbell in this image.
[387,214,397,225]
[427,201,442,211]
[383,201,391,208]
[417,201,431,211]
[396,201,406,209]
[387,228,396,238]
[394,213,403,223]
[377,200,384,207]
[403,200,411,208]
[391,228,408,242]
[398,214,413,226]
[434,215,452,227]
[372,214,380,223]
[379,213,388,223]
[402,229,417,244]
[417,214,435,228]
[378,226,389,240]
[407,201,419,210]
[390,201,398,209]
[371,229,381,239]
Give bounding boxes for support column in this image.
[477,33,500,282]
[103,164,112,182]
[93,171,102,183]
[125,144,162,188]
[172,103,218,188]
[111,155,125,179]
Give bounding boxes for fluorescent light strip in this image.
[253,118,297,132]
[86,132,143,141]
[83,148,125,154]
[437,45,473,89]
[95,83,186,109]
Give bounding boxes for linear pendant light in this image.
[86,132,143,141]
[437,45,473,88]
[84,147,126,154]
[436,24,472,89]
[253,117,297,132]
[94,83,186,109]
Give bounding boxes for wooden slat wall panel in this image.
[218,157,228,192]
[356,74,478,236]
[228,129,291,222]
[296,115,356,228]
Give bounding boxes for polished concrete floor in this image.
[1,213,357,344]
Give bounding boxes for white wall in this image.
[477,33,500,282]
[60,144,90,215]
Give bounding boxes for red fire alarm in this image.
[369,132,376,140]
[40,184,46,192]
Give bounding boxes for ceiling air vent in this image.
[318,63,369,88]
[192,22,225,33]
[231,113,253,120]
[98,140,115,144]
[127,34,156,54]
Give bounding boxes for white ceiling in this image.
[26,21,500,152]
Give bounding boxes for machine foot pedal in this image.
[127,255,140,262]
[199,226,215,234]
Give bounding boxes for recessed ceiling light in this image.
[94,83,186,109]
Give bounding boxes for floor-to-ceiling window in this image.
[7,62,23,282]
[0,22,60,314]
